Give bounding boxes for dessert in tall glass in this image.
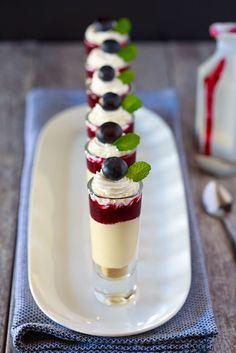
[85,122,140,180]
[86,65,134,108]
[86,92,142,138]
[85,39,137,78]
[87,157,151,305]
[84,17,131,54]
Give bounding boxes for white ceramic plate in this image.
[28,105,191,336]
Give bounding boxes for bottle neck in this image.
[217,35,236,54]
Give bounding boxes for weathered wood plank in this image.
[33,43,85,88]
[165,41,236,353]
[133,43,169,89]
[0,42,38,353]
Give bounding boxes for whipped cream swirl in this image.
[90,70,129,96]
[86,48,127,69]
[85,23,129,45]
[90,171,140,206]
[87,137,132,158]
[88,103,132,127]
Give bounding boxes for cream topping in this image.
[88,103,132,127]
[86,48,127,69]
[85,23,129,45]
[91,171,140,205]
[90,70,129,96]
[87,137,132,158]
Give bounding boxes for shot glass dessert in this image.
[88,157,151,305]
[85,122,140,180]
[84,17,131,54]
[86,65,134,108]
[86,92,142,138]
[85,39,137,78]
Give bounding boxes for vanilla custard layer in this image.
[90,216,140,268]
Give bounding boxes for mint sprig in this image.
[113,133,140,151]
[122,94,142,113]
[113,17,132,34]
[118,44,137,62]
[127,161,151,182]
[118,69,135,84]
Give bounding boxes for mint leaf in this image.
[122,94,142,113]
[113,133,140,151]
[114,17,132,34]
[127,161,151,182]
[118,44,137,62]
[118,69,135,84]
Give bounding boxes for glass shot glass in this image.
[87,178,143,305]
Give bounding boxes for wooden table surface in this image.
[0,42,235,353]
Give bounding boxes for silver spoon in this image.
[202,181,236,256]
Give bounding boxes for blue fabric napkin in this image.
[11,88,218,352]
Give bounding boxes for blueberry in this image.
[94,17,114,32]
[101,92,122,111]
[102,39,120,54]
[96,122,123,144]
[102,157,128,181]
[98,65,115,82]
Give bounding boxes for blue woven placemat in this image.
[11,88,218,353]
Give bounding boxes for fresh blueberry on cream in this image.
[98,65,116,81]
[102,157,129,181]
[101,39,121,53]
[96,122,123,143]
[101,92,122,111]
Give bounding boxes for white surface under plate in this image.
[28,105,191,336]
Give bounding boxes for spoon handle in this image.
[222,218,236,256]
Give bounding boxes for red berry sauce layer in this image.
[86,151,136,174]
[89,194,142,224]
[83,39,98,54]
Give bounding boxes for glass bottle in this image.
[195,23,236,165]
